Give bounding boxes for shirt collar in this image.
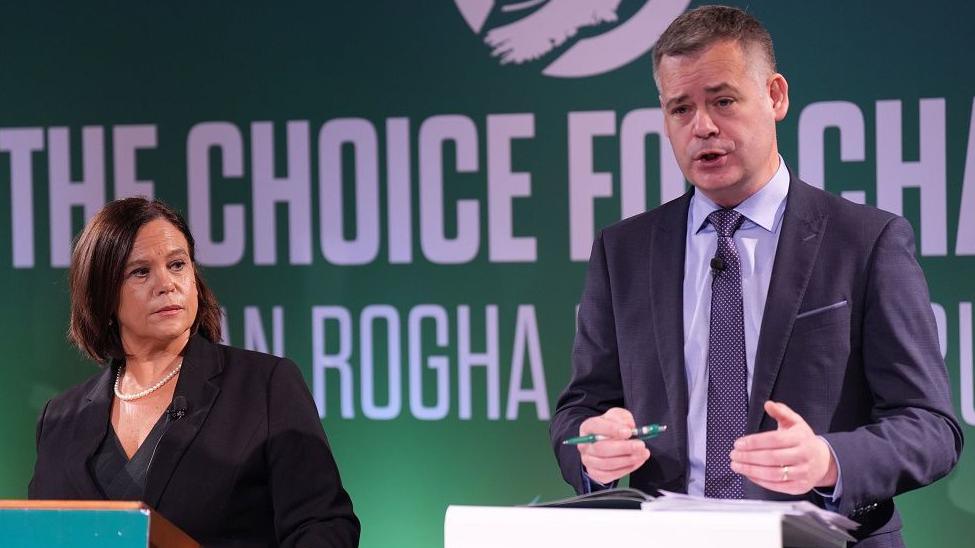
[690,155,789,234]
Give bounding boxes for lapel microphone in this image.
[710,257,726,276]
[167,396,188,421]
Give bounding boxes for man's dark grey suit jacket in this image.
[551,175,963,546]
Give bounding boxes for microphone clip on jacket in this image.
[710,257,726,275]
[167,395,188,421]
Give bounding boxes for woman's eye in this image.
[170,260,186,271]
[716,98,734,107]
[131,267,149,278]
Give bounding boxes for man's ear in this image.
[769,73,789,122]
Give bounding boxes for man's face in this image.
[657,40,789,207]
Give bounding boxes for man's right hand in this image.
[578,407,652,485]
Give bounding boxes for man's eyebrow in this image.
[663,93,689,109]
[704,82,739,94]
[663,83,741,109]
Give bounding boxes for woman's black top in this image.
[29,334,360,547]
[91,411,172,501]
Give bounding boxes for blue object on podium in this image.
[0,500,199,547]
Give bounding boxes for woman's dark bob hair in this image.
[68,197,221,364]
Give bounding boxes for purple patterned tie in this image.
[704,208,748,499]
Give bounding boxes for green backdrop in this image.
[1,2,973,546]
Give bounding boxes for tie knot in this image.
[707,209,745,238]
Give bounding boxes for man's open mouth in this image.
[697,151,726,162]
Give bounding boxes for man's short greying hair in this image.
[652,5,776,79]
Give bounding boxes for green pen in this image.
[562,424,668,445]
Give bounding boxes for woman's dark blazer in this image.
[28,334,360,548]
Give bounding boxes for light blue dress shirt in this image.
[683,157,790,496]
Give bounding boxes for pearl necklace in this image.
[114,359,183,401]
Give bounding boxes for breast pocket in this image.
[793,299,849,334]
[780,299,852,429]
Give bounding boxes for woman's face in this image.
[116,219,199,353]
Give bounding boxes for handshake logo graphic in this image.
[454,0,691,78]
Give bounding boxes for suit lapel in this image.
[144,335,223,507]
[65,367,114,497]
[747,177,828,432]
[649,191,693,470]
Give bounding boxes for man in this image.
[550,6,962,546]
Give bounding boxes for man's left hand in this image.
[729,400,838,495]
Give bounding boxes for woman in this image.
[28,197,360,547]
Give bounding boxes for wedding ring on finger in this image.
[781,465,790,482]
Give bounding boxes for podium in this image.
[444,505,848,548]
[0,500,199,548]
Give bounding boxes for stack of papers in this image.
[526,487,655,510]
[642,490,859,545]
